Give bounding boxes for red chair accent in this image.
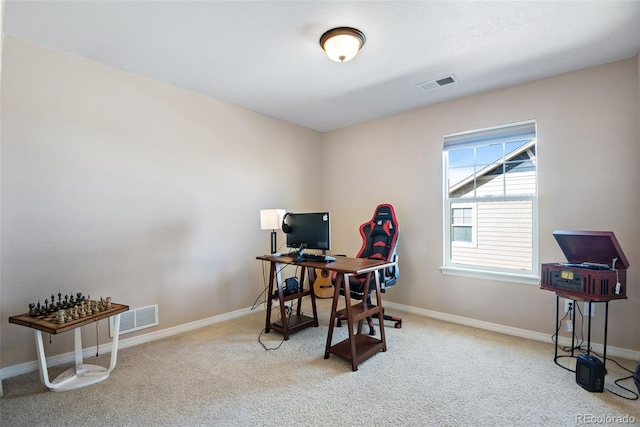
[336,203,401,335]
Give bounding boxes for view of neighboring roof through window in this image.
[441,121,538,284]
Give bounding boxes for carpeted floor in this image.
[1,299,638,426]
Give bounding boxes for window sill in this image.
[439,266,540,286]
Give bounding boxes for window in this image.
[441,121,538,284]
[451,204,476,245]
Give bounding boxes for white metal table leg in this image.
[106,313,121,373]
[33,313,123,391]
[34,329,61,389]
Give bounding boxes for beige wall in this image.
[0,37,323,367]
[323,56,640,352]
[1,0,5,392]
[1,35,639,372]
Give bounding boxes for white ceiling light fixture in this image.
[319,27,366,63]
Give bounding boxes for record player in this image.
[540,230,629,301]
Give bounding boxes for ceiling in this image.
[3,1,640,132]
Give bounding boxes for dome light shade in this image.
[320,27,366,62]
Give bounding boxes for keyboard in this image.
[298,253,336,262]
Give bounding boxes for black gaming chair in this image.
[337,203,401,335]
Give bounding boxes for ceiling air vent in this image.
[416,74,458,92]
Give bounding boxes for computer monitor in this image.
[283,212,331,251]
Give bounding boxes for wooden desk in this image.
[9,303,129,391]
[257,254,396,370]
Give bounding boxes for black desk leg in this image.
[587,301,592,356]
[603,301,609,370]
[571,299,577,355]
[554,295,560,362]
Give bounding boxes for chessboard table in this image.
[9,303,129,392]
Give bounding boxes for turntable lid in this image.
[552,230,630,269]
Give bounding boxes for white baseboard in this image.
[2,302,638,383]
[383,301,640,361]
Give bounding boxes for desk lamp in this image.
[260,209,286,254]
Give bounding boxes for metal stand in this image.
[554,294,609,371]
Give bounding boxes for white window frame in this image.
[440,120,539,285]
[451,203,477,247]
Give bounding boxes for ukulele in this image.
[313,268,334,298]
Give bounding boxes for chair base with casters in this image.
[378,309,403,329]
[335,203,401,336]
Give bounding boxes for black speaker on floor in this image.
[576,354,604,392]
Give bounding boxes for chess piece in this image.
[29,303,37,317]
[56,309,66,324]
[79,302,87,318]
[106,297,112,309]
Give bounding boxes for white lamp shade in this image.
[260,209,286,230]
